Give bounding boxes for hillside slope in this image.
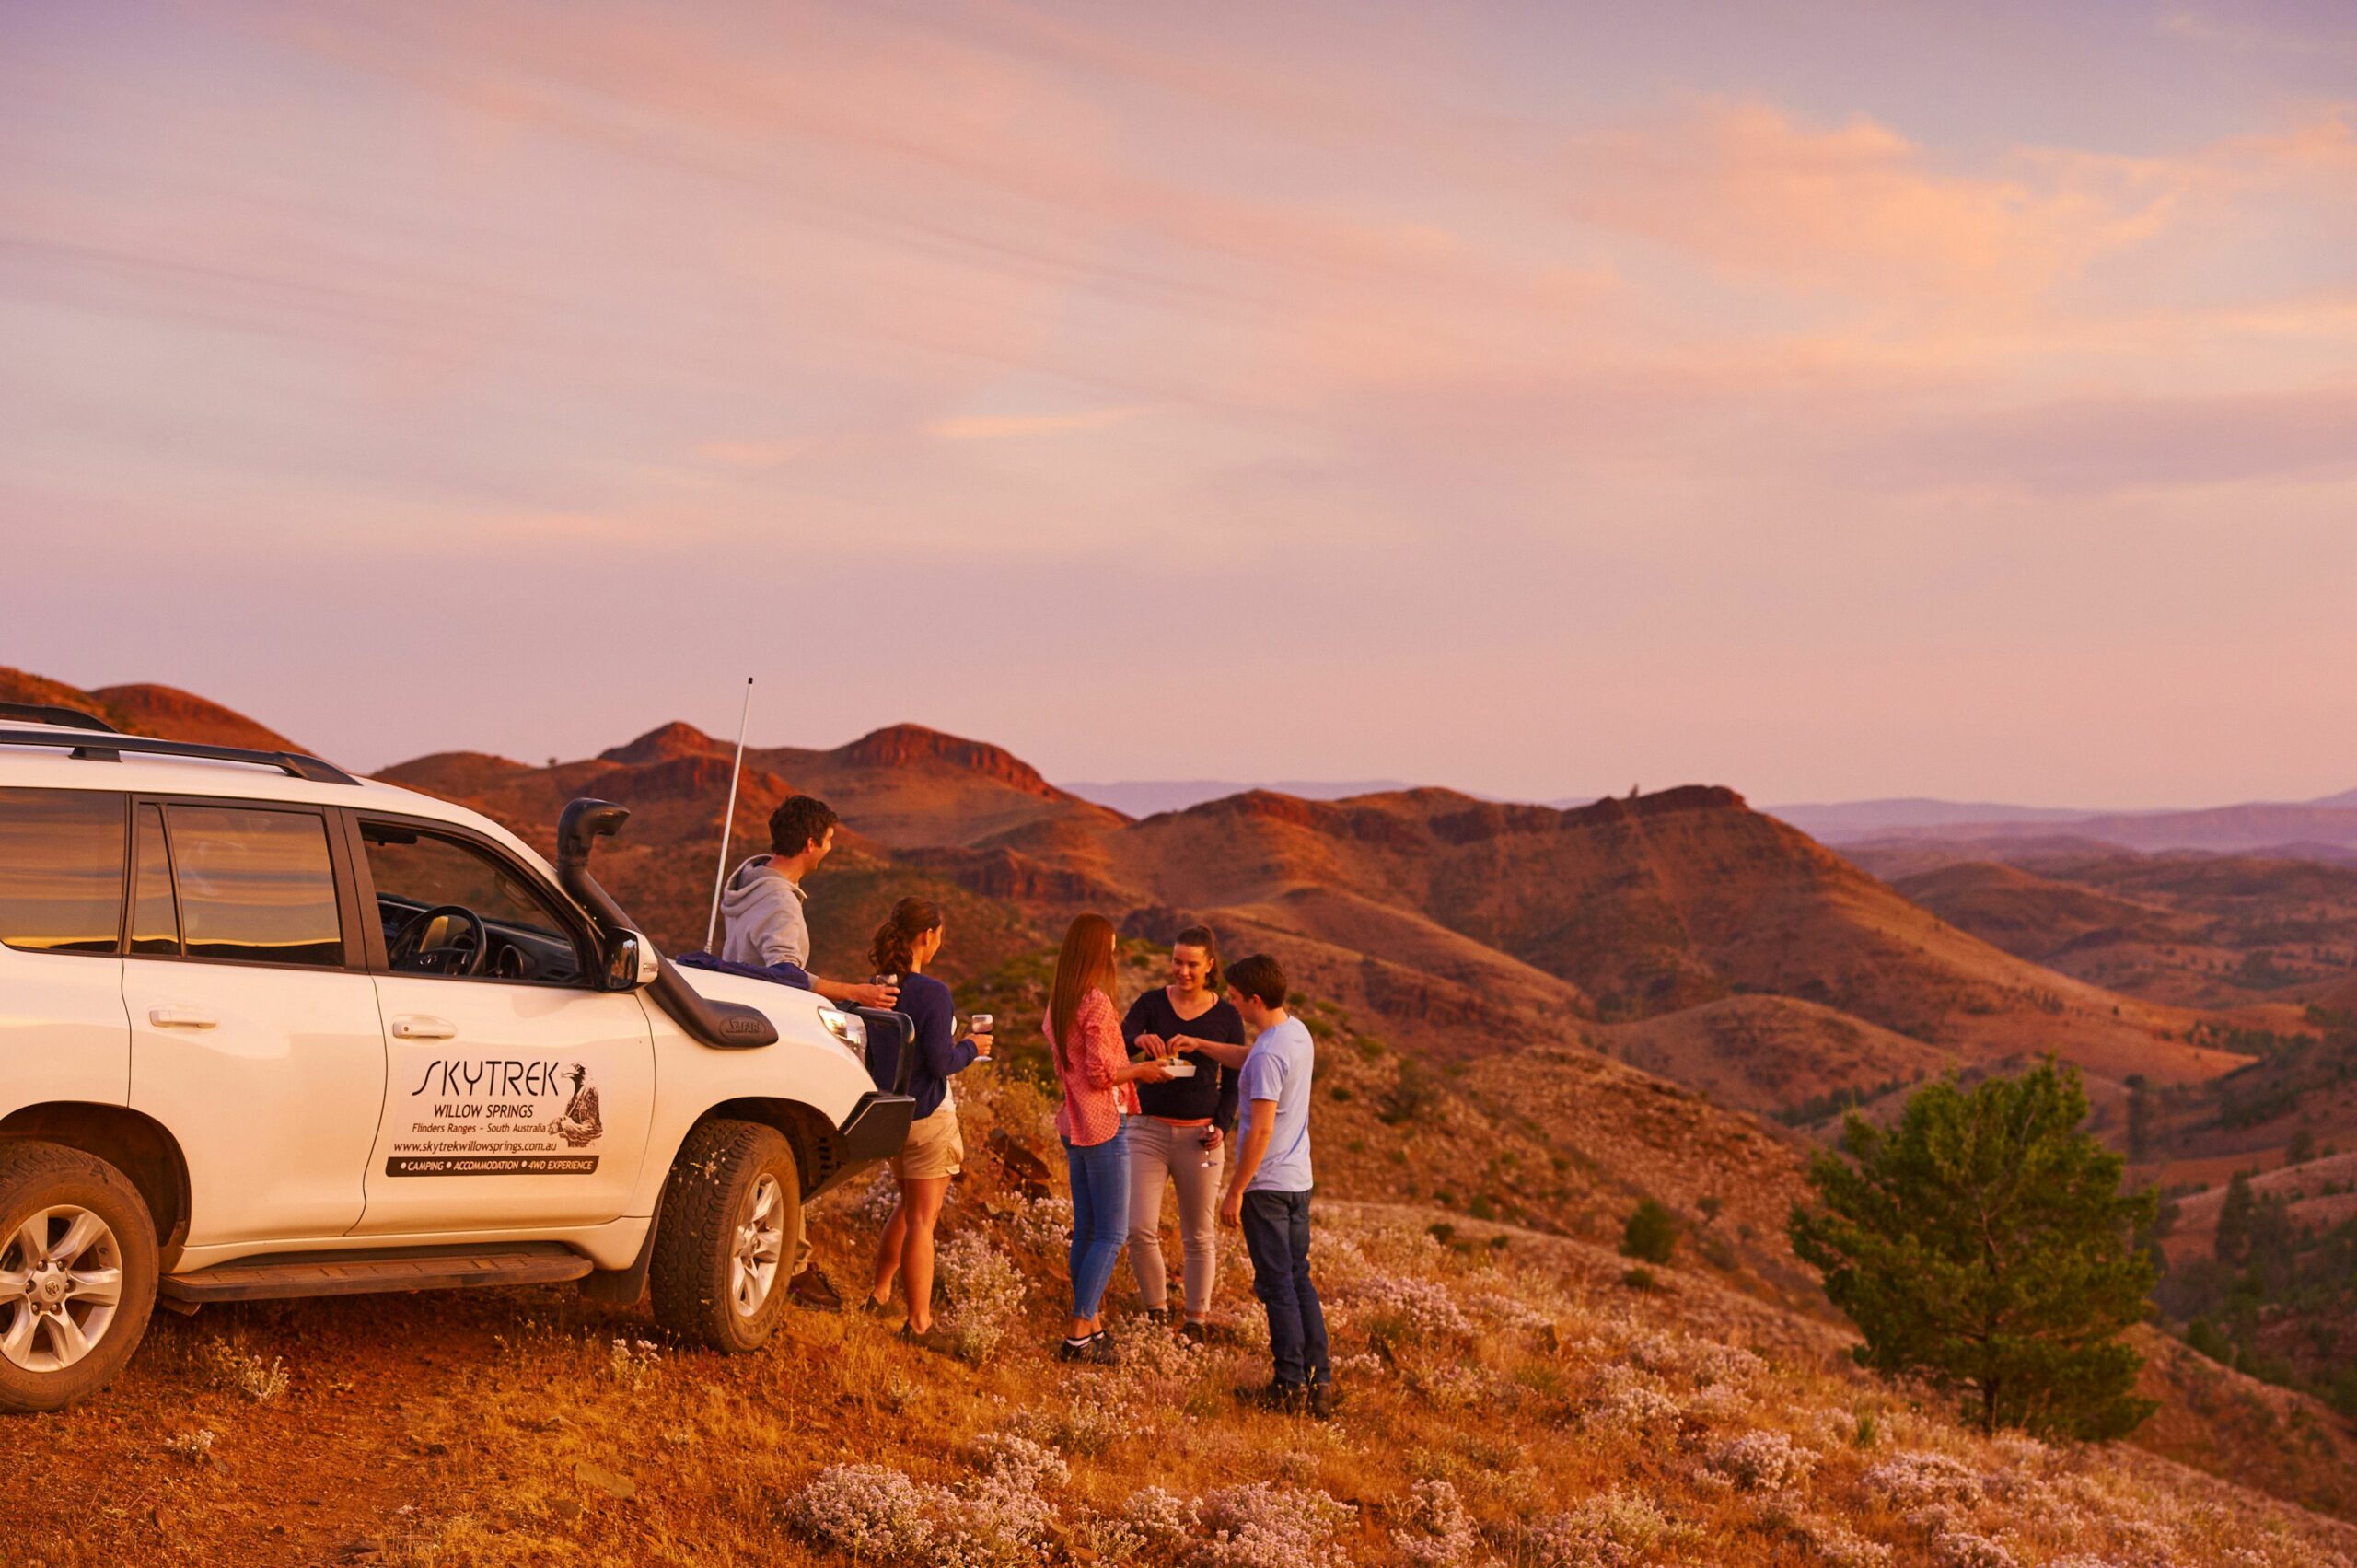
[993,784,2234,1093]
[1871,847,2357,1009]
[0,667,306,753]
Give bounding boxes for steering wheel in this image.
[389,904,491,977]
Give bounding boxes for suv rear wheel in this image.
[649,1120,802,1353]
[0,1141,158,1413]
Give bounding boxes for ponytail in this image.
[1174,924,1224,993]
[868,896,943,976]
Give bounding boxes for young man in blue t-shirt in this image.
[1194,952,1332,1415]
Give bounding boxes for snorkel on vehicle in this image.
[555,797,779,1050]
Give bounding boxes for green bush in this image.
[1620,1200,1679,1264]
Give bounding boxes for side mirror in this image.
[605,931,660,991]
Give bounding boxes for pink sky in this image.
[3,1,2353,806]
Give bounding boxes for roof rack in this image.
[0,701,121,733]
[0,726,359,786]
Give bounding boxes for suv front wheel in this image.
[649,1119,802,1353]
[0,1141,158,1413]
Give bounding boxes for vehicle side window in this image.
[165,804,343,967]
[128,802,180,956]
[0,788,126,955]
[361,825,586,986]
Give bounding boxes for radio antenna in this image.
[704,677,755,953]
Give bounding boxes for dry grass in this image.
[12,1010,2355,1565]
[271,1074,2357,1564]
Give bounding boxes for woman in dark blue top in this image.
[1121,924,1246,1336]
[861,898,991,1346]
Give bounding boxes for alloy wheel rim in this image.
[0,1204,124,1373]
[729,1174,784,1318]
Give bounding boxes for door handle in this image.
[390,1016,457,1040]
[147,1007,218,1029]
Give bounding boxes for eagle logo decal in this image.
[548,1063,604,1146]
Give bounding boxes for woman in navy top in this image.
[861,898,991,1347]
[1121,925,1246,1336]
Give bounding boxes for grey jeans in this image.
[1126,1117,1225,1317]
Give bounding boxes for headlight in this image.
[819,1007,867,1061]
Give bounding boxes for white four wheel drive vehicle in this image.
[0,703,915,1412]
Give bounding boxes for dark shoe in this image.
[900,1322,955,1354]
[1180,1319,1212,1344]
[1236,1381,1306,1413]
[1057,1333,1120,1365]
[858,1292,892,1317]
[789,1265,844,1313]
[1144,1307,1172,1325]
[1307,1382,1338,1420]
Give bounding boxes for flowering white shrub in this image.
[1808,1523,1898,1567]
[1411,1362,1487,1411]
[1120,1485,1201,1549]
[853,1168,900,1224]
[1682,1381,1746,1424]
[1064,1509,1150,1565]
[788,1434,1073,1568]
[1863,1451,1984,1509]
[936,1467,1058,1565]
[936,1230,1028,1364]
[1521,1490,1680,1567]
[1467,1288,1555,1334]
[969,1433,1068,1493]
[1623,1329,1763,1388]
[1346,1271,1475,1344]
[786,1464,940,1559]
[1004,1387,1138,1458]
[1108,1315,1211,1383]
[1189,1482,1356,1568]
[1927,1527,2018,1568]
[1007,1195,1074,1253]
[1709,1429,1817,1492]
[1584,1365,1682,1434]
[1393,1478,1480,1566]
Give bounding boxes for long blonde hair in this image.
[1048,912,1119,1073]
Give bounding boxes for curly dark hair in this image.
[868,896,944,976]
[769,795,840,857]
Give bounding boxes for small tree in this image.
[1788,1061,2158,1440]
[1621,1199,1679,1264]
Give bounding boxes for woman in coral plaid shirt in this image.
[1044,912,1172,1364]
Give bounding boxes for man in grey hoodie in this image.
[719,794,898,1311]
[721,794,900,1012]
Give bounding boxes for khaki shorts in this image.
[890,1107,965,1181]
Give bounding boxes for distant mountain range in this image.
[1774,794,2357,855]
[1069,781,2357,858]
[1061,779,1422,817]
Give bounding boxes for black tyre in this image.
[648,1120,801,1352]
[0,1140,158,1414]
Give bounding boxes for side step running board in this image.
[161,1242,594,1303]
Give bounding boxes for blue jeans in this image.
[1241,1188,1329,1388]
[1064,1124,1130,1320]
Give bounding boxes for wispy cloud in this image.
[928,405,1150,440]
[698,439,809,469]
[5,1,2355,801]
